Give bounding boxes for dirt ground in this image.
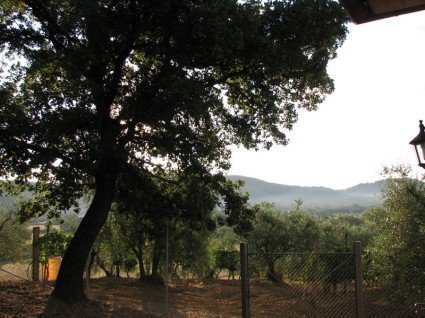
[0,278,243,318]
[0,277,416,317]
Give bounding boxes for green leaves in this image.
[248,202,319,254]
[365,172,425,301]
[213,250,239,273]
[1,1,348,193]
[36,230,72,265]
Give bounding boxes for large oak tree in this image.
[0,0,347,302]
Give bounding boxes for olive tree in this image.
[247,202,319,282]
[366,167,425,301]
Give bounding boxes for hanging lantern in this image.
[409,120,425,169]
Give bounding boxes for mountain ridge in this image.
[227,175,384,208]
[1,177,384,214]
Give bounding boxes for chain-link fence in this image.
[2,230,423,317]
[240,242,422,318]
[246,249,357,317]
[0,227,35,283]
[0,259,33,281]
[0,226,57,289]
[362,253,421,318]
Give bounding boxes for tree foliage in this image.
[315,205,377,254]
[37,230,72,265]
[113,168,253,280]
[365,167,425,301]
[247,202,319,282]
[0,0,348,210]
[92,209,135,278]
[213,250,239,279]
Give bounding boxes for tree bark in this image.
[266,259,281,283]
[151,239,163,279]
[0,214,11,233]
[131,246,146,279]
[87,250,97,279]
[51,169,117,302]
[96,256,113,278]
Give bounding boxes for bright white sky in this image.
[228,10,425,190]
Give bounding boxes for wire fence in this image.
[2,234,424,317]
[241,243,421,318]
[0,241,33,282]
[0,226,55,290]
[247,251,357,318]
[0,262,32,281]
[362,253,422,318]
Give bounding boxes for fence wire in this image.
[362,254,420,318]
[0,239,33,282]
[248,252,356,318]
[245,249,423,318]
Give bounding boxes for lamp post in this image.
[409,120,425,169]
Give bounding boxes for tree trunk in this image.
[266,260,281,283]
[131,246,146,279]
[0,214,11,233]
[138,256,146,279]
[51,170,117,302]
[97,256,113,277]
[151,239,163,279]
[87,250,97,279]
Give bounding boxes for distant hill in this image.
[0,189,32,207]
[1,177,384,215]
[0,188,88,217]
[227,175,384,209]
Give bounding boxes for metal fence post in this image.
[165,222,170,318]
[354,241,365,318]
[240,242,250,318]
[84,253,90,297]
[32,227,40,282]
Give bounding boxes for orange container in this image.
[40,257,62,281]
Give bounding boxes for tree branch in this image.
[9,136,92,174]
[103,23,143,108]
[23,0,77,50]
[123,161,179,186]
[0,214,11,233]
[205,69,248,87]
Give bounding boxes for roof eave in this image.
[340,0,425,24]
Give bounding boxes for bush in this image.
[37,230,72,264]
